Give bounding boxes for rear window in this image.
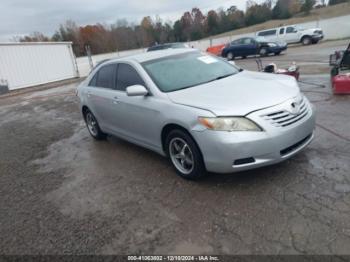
[148,45,165,51]
[95,64,115,89]
[258,30,277,36]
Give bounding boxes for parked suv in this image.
[256,25,324,45]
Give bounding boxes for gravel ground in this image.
[0,42,350,255]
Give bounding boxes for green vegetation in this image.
[16,1,350,56]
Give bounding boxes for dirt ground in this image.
[0,41,350,255]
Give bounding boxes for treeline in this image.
[17,0,348,56]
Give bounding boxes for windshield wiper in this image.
[206,73,235,83]
[166,73,237,93]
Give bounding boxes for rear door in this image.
[278,27,286,42]
[85,64,118,132]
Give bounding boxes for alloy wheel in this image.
[86,112,98,137]
[260,48,267,56]
[302,37,311,45]
[169,137,194,175]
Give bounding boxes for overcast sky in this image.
[0,0,266,41]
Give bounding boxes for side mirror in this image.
[228,61,236,66]
[329,54,338,66]
[126,85,148,96]
[126,85,148,97]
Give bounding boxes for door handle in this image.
[87,91,92,98]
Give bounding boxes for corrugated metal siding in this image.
[0,42,78,90]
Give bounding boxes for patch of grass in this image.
[204,2,350,40]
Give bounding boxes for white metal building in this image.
[0,42,79,91]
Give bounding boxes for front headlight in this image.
[268,43,277,47]
[198,117,262,131]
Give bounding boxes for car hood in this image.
[167,70,300,116]
[302,28,322,34]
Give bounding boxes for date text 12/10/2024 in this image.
[128,256,220,261]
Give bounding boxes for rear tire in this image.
[302,36,312,45]
[227,52,234,60]
[84,109,107,140]
[165,129,206,180]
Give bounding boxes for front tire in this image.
[274,51,281,56]
[165,129,206,180]
[84,109,107,140]
[259,47,268,57]
[302,36,312,45]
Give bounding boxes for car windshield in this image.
[142,52,240,92]
[170,43,188,48]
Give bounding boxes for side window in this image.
[267,30,277,36]
[116,63,145,91]
[258,30,276,36]
[150,46,162,51]
[286,27,295,34]
[96,64,115,89]
[89,74,97,86]
[279,28,285,34]
[243,38,252,44]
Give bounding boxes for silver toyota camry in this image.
[77,49,315,179]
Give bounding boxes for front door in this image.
[110,63,163,150]
[285,26,300,43]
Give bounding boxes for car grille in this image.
[261,97,309,128]
[280,134,312,156]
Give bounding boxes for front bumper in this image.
[192,98,316,173]
[268,45,287,53]
[312,34,324,41]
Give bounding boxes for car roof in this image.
[106,48,197,64]
[257,25,296,32]
[150,42,184,47]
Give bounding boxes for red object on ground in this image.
[206,44,225,56]
[332,74,350,94]
[277,71,300,80]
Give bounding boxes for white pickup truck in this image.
[256,25,324,45]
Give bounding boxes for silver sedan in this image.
[77,49,315,179]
